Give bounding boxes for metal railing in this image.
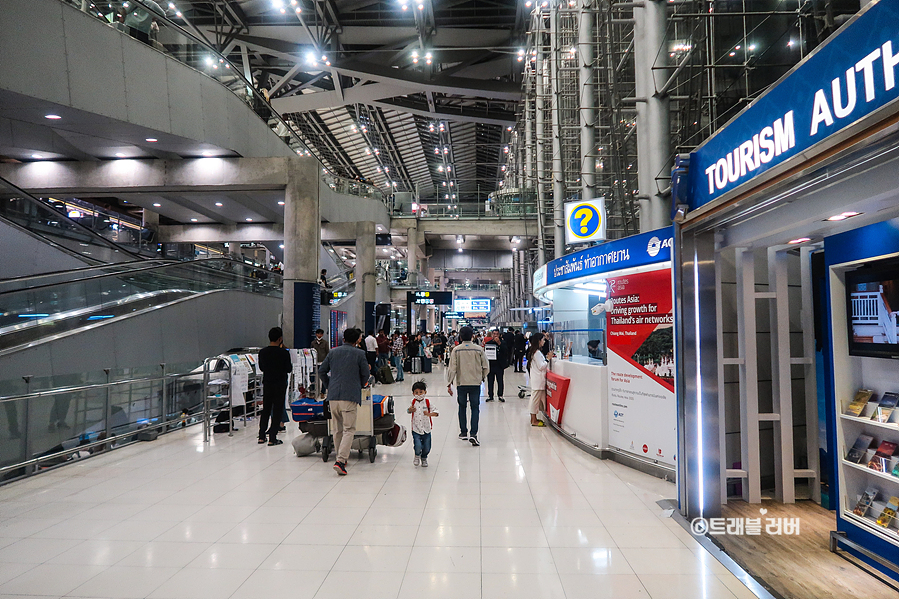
[56,0,387,210]
[396,201,539,219]
[0,362,213,484]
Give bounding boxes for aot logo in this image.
[646,236,672,258]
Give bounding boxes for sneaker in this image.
[498,397,505,402]
[333,461,347,475]
[414,455,421,466]
[459,432,468,440]
[469,436,480,447]
[421,458,429,467]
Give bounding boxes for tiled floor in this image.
[0,369,757,599]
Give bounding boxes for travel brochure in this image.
[876,497,899,528]
[853,487,878,517]
[847,434,875,464]
[867,441,898,472]
[844,388,899,423]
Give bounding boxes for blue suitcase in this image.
[290,398,326,422]
[372,394,393,419]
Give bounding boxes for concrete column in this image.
[355,221,376,331]
[142,208,159,230]
[283,157,321,348]
[534,30,549,267]
[228,242,242,262]
[579,0,596,204]
[635,0,671,231]
[406,223,420,287]
[549,7,566,258]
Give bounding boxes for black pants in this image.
[487,370,505,399]
[259,385,285,442]
[366,351,378,376]
[514,351,525,372]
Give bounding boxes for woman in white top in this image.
[526,333,555,427]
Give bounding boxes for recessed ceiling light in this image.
[44,114,62,120]
[788,237,811,244]
[245,218,253,222]
[279,244,285,249]
[278,201,285,206]
[115,153,126,158]
[190,218,198,222]
[215,202,223,207]
[826,211,862,222]
[31,154,43,159]
[202,151,213,157]
[145,138,158,142]
[152,203,162,207]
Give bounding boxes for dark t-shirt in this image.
[258,345,291,389]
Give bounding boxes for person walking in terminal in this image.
[484,330,509,402]
[257,327,291,445]
[391,331,405,382]
[446,326,489,446]
[310,328,330,399]
[364,330,378,376]
[319,328,370,475]
[527,333,554,427]
[514,330,526,372]
[407,379,439,467]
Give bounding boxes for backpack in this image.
[383,423,407,447]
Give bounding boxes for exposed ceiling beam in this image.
[272,82,409,113]
[371,99,516,126]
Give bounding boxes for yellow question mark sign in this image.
[574,206,592,235]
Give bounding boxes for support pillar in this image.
[579,0,596,204]
[228,242,242,262]
[142,208,159,231]
[535,34,549,266]
[355,221,376,332]
[549,7,566,257]
[283,157,321,349]
[634,0,671,232]
[406,223,420,287]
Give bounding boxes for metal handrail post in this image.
[202,358,210,442]
[22,376,33,477]
[104,368,111,451]
[160,363,167,432]
[228,361,234,437]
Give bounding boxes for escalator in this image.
[0,175,149,276]
[0,258,282,357]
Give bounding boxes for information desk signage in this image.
[453,298,491,313]
[688,0,899,209]
[545,371,571,426]
[407,290,453,305]
[545,227,673,287]
[564,198,606,244]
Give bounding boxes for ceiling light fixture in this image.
[788,237,811,244]
[44,114,62,120]
[145,138,158,142]
[215,202,223,207]
[278,201,285,205]
[152,203,162,207]
[246,218,253,222]
[31,154,43,159]
[115,153,126,158]
[826,211,862,222]
[190,218,198,222]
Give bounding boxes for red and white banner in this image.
[606,266,676,466]
[545,371,571,426]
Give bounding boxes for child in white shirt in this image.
[407,379,439,467]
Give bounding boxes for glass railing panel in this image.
[0,397,27,474]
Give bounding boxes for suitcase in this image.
[403,357,412,373]
[290,398,326,422]
[411,357,422,374]
[372,394,393,419]
[377,365,394,385]
[422,356,432,373]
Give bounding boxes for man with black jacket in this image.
[257,327,291,446]
[513,330,526,372]
[484,331,509,402]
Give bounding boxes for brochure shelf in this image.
[839,414,899,434]
[842,460,899,487]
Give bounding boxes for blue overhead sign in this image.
[688,0,899,209]
[545,227,673,287]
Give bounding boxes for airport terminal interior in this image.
[4,0,899,598]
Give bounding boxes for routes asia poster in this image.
[606,266,676,466]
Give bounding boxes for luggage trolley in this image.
[319,387,396,463]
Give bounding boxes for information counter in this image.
[533,229,676,478]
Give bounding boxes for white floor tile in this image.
[414,525,481,547]
[0,563,106,596]
[481,572,566,599]
[185,542,277,569]
[404,546,481,573]
[148,567,254,599]
[348,524,420,546]
[117,541,211,568]
[481,547,557,574]
[230,568,328,599]
[636,574,741,599]
[47,539,145,566]
[313,570,404,599]
[258,544,344,571]
[397,572,481,599]
[481,526,549,548]
[332,545,413,572]
[0,537,82,563]
[559,573,651,599]
[69,566,179,598]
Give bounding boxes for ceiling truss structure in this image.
[181,0,528,203]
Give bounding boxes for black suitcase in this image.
[378,365,395,384]
[421,356,432,373]
[403,357,412,373]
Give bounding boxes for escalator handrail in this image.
[0,175,146,261]
[0,257,281,297]
[0,258,172,290]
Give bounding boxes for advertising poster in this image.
[545,371,571,425]
[606,266,676,466]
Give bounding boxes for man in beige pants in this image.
[319,328,371,475]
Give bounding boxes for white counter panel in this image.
[550,360,608,449]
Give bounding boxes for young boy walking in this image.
[407,380,439,467]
